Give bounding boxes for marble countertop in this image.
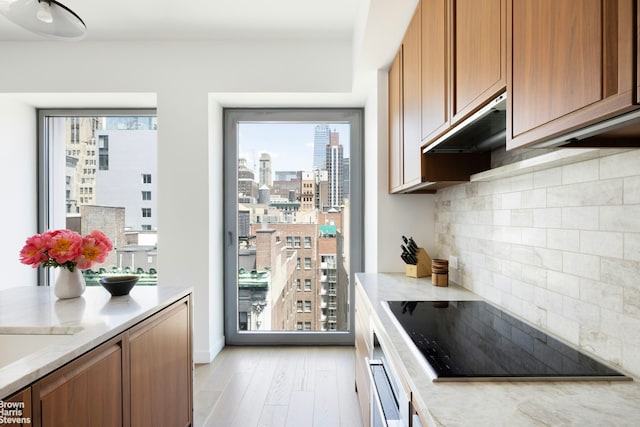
[0,285,192,398]
[356,272,640,427]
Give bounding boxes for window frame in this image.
[223,108,364,346]
[37,108,156,286]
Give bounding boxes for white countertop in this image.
[0,285,192,398]
[356,272,640,427]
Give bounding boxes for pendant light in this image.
[0,0,86,40]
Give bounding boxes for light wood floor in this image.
[193,346,364,427]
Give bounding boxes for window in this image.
[297,322,303,330]
[142,174,152,184]
[39,111,158,288]
[142,191,152,201]
[296,301,303,312]
[296,279,301,291]
[223,108,364,345]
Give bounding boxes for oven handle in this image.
[367,358,405,427]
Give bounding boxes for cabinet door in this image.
[2,387,31,427]
[33,338,124,427]
[389,49,404,193]
[403,4,423,187]
[509,0,637,149]
[421,0,449,143]
[129,297,192,427]
[354,281,372,427]
[451,0,506,124]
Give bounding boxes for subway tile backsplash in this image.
[435,149,640,377]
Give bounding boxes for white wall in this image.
[435,149,640,377]
[0,97,38,289]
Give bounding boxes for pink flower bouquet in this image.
[20,229,113,272]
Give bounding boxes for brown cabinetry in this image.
[508,0,639,149]
[390,0,504,193]
[389,4,423,193]
[17,296,192,427]
[421,0,506,144]
[129,297,191,427]
[33,337,124,427]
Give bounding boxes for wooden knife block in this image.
[405,247,432,278]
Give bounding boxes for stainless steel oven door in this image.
[367,357,408,427]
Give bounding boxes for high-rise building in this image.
[259,152,272,187]
[313,124,330,170]
[238,158,258,201]
[326,131,344,209]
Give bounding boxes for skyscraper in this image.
[313,124,331,170]
[326,131,344,209]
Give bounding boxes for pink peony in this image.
[76,231,114,270]
[19,233,49,267]
[19,229,112,271]
[42,229,83,265]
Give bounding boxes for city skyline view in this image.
[238,122,350,175]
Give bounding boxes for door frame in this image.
[223,108,364,345]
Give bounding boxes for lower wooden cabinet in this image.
[13,295,192,427]
[129,297,191,427]
[2,387,32,426]
[33,337,124,427]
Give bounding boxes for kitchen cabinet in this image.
[129,296,192,427]
[33,336,124,427]
[421,0,506,144]
[508,0,639,149]
[2,387,32,426]
[389,50,403,193]
[354,280,372,427]
[390,0,504,193]
[389,4,423,193]
[24,295,192,427]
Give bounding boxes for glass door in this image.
[223,109,363,345]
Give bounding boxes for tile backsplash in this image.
[435,148,640,378]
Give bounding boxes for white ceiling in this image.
[0,0,361,41]
[0,0,417,107]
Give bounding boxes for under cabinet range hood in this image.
[422,91,640,154]
[422,92,507,154]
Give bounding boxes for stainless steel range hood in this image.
[422,91,640,154]
[422,92,507,154]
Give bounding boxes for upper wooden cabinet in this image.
[450,0,507,124]
[389,50,403,193]
[508,0,639,149]
[421,0,507,144]
[389,5,423,193]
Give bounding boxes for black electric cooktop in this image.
[385,300,630,382]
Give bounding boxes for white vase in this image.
[54,268,86,299]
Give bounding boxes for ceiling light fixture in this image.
[0,0,86,40]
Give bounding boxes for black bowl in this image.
[99,275,139,296]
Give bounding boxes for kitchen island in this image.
[356,273,640,426]
[0,285,193,426]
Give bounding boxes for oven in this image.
[368,332,412,427]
